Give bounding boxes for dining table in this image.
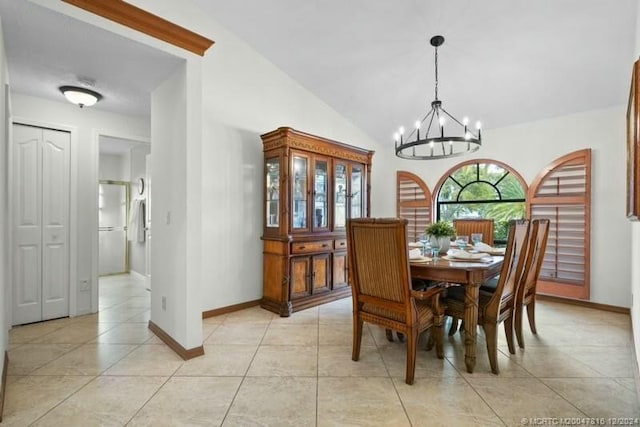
[410,255,504,373]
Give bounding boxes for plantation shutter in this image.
[397,171,432,242]
[527,149,591,299]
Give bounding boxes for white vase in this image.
[430,236,451,254]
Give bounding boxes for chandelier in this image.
[394,35,482,160]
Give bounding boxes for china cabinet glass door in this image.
[313,158,329,230]
[334,162,347,229]
[292,154,309,231]
[265,158,280,228]
[350,165,363,219]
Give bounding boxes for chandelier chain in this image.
[434,45,439,101]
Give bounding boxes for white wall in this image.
[151,61,203,349]
[99,153,129,181]
[129,144,150,275]
[0,18,10,381]
[631,0,640,378]
[11,93,149,314]
[394,106,631,308]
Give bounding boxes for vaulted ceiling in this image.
[196,0,637,144]
[0,0,636,142]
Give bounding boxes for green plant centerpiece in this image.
[425,221,455,254]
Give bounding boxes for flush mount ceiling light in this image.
[394,35,482,160]
[59,85,102,108]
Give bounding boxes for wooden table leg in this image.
[463,282,480,373]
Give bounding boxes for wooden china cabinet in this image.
[261,127,374,316]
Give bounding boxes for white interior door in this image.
[12,124,42,325]
[12,124,70,325]
[41,129,70,320]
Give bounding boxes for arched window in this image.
[435,160,528,242]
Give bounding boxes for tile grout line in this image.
[370,323,415,427]
[27,374,99,425]
[218,310,274,425]
[316,307,320,427]
[123,365,182,425]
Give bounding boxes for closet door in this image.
[12,124,70,324]
[12,124,43,325]
[41,129,70,320]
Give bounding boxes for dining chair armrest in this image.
[412,282,463,315]
[411,286,446,301]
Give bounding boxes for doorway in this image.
[98,136,150,309]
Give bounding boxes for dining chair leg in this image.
[483,322,500,375]
[352,317,363,361]
[526,300,538,334]
[405,328,418,385]
[385,329,394,342]
[448,317,459,336]
[425,330,434,351]
[514,305,525,349]
[504,315,516,354]
[434,316,445,359]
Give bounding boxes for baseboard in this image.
[128,270,146,281]
[147,321,204,360]
[202,299,261,319]
[0,351,8,422]
[537,294,630,314]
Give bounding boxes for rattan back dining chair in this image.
[514,219,550,348]
[346,218,446,385]
[443,219,529,374]
[453,219,495,245]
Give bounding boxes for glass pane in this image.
[314,160,328,228]
[265,158,280,228]
[459,182,500,201]
[478,163,507,183]
[438,178,460,201]
[351,166,363,219]
[496,173,526,199]
[335,163,347,228]
[292,156,308,229]
[450,164,477,187]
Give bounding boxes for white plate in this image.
[443,255,492,263]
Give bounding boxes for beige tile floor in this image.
[3,273,639,426]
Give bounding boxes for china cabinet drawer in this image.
[334,239,347,249]
[292,240,332,254]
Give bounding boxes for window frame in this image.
[433,159,528,241]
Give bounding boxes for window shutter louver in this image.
[397,171,432,242]
[527,149,591,299]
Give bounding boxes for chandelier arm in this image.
[424,109,436,138]
[439,106,480,139]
